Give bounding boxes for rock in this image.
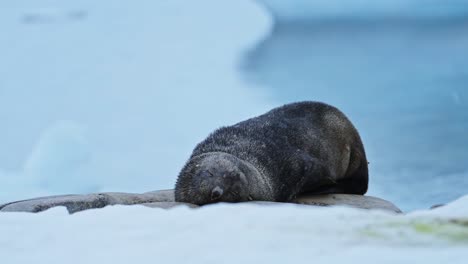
[0,189,175,214]
[0,189,401,214]
[0,194,107,214]
[294,194,402,213]
[141,189,175,202]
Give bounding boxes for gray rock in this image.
[0,189,175,214]
[294,194,402,213]
[0,189,400,214]
[142,189,175,202]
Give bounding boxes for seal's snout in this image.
[211,186,224,200]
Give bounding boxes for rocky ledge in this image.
[0,190,402,214]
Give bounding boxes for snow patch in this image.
[1,196,467,263]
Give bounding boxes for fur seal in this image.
[175,101,368,205]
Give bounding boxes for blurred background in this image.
[1,0,467,211]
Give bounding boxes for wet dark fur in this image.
[175,101,368,205]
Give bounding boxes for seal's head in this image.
[175,152,253,205]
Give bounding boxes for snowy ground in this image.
[1,196,467,263]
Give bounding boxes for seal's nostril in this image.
[211,186,223,200]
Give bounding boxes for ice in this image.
[0,196,467,263]
[0,121,95,201]
[0,170,47,203]
[0,0,273,202]
[23,120,95,193]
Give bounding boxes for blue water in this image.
[242,18,468,211]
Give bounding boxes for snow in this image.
[1,196,467,263]
[0,0,273,202]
